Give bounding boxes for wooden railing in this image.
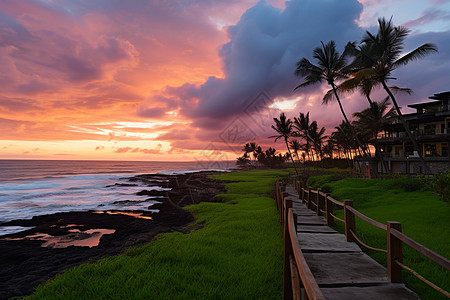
[274,181,325,300]
[292,179,450,298]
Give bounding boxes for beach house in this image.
[358,91,450,174]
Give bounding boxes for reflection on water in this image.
[2,228,115,248]
[93,210,152,220]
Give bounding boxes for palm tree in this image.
[353,97,397,173]
[331,122,357,168]
[270,113,299,175]
[293,112,313,160]
[323,139,335,159]
[308,121,327,160]
[294,41,372,160]
[289,139,303,163]
[295,41,352,125]
[358,17,438,173]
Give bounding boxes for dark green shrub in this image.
[421,171,450,203]
[390,177,423,192]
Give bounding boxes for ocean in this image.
[0,160,234,234]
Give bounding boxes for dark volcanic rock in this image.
[0,171,227,300]
[136,190,166,196]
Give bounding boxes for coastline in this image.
[0,171,227,299]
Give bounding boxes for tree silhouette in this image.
[270,113,299,175]
[357,17,438,173]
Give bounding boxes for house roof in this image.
[407,91,450,109]
[429,91,450,100]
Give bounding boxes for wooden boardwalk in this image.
[285,185,420,300]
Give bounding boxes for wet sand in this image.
[0,171,227,299]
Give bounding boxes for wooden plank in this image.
[297,233,361,252]
[321,284,420,300]
[297,215,328,226]
[303,252,388,285]
[298,226,338,233]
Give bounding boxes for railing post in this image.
[307,186,312,209]
[283,204,293,300]
[293,209,298,233]
[282,192,289,225]
[275,181,280,212]
[317,189,324,216]
[344,200,355,242]
[325,194,335,226]
[301,187,305,203]
[387,221,403,283]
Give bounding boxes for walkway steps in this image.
[284,184,419,300]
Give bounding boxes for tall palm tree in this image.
[353,97,397,173]
[271,113,299,175]
[295,41,352,125]
[295,40,377,175]
[358,17,438,173]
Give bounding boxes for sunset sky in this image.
[1,0,449,162]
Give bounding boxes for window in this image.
[424,124,436,135]
[424,143,436,157]
[442,143,448,157]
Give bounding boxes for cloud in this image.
[402,8,450,29]
[114,144,162,154]
[168,0,364,126]
[95,145,105,150]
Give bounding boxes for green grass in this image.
[307,175,450,300]
[25,170,288,299]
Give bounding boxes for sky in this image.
[0,0,449,162]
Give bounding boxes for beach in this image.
[0,171,227,299]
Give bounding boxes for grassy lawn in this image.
[307,175,450,300]
[25,170,287,299]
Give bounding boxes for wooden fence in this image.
[274,181,325,300]
[286,179,450,298]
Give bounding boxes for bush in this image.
[421,171,450,203]
[389,177,423,192]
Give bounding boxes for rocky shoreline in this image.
[0,171,227,299]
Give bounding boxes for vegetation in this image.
[306,174,450,300]
[270,113,299,175]
[26,170,287,299]
[420,171,450,203]
[268,17,439,176]
[237,143,286,168]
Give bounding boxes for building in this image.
[359,91,450,174]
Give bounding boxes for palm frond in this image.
[393,43,438,68]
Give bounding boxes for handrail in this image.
[396,259,450,298]
[291,179,450,297]
[327,196,344,207]
[330,213,344,223]
[390,228,450,270]
[288,208,324,300]
[346,206,387,231]
[350,229,387,253]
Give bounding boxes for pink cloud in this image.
[114,144,162,154]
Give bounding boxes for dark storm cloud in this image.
[174,0,365,126]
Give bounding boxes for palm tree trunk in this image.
[381,80,431,174]
[331,83,379,177]
[374,138,390,173]
[285,137,299,176]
